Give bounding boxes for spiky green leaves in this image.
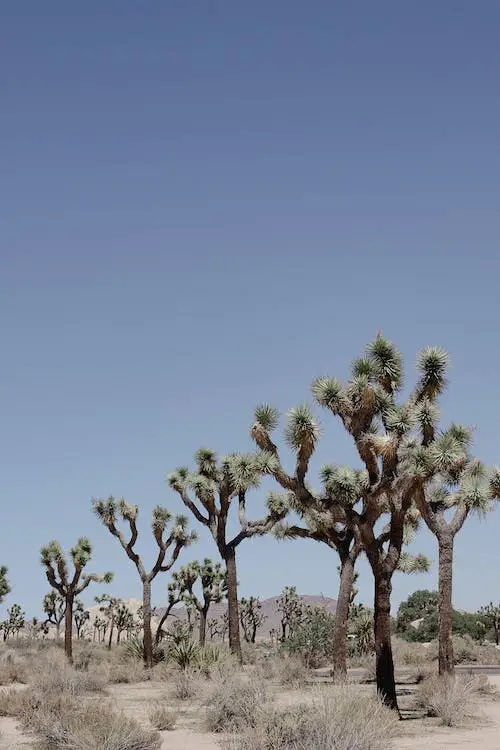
[366,335,404,392]
[71,537,92,567]
[385,405,418,436]
[92,496,117,526]
[195,448,218,480]
[322,466,362,507]
[118,499,138,522]
[398,553,430,574]
[254,404,280,432]
[489,467,500,499]
[416,347,449,401]
[41,540,64,566]
[284,404,320,460]
[226,453,262,492]
[266,492,290,519]
[311,377,346,414]
[427,432,468,474]
[0,567,10,604]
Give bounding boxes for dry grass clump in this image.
[415,674,478,726]
[258,653,309,688]
[149,701,178,730]
[227,686,398,750]
[172,669,202,700]
[106,660,147,684]
[34,700,162,750]
[205,674,267,732]
[392,638,433,667]
[0,652,27,684]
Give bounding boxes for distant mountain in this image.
[157,594,337,640]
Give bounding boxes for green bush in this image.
[283,606,335,668]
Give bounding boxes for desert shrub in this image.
[0,686,24,716]
[30,700,162,750]
[258,653,308,688]
[172,670,200,700]
[149,702,177,730]
[123,635,166,665]
[392,637,433,666]
[107,660,147,684]
[228,686,397,750]
[284,607,335,668]
[205,675,266,732]
[415,674,476,726]
[0,654,27,684]
[29,656,106,696]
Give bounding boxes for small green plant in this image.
[170,640,200,670]
[123,635,166,665]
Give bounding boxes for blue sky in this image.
[1,2,500,618]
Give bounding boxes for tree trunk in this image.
[251,623,257,644]
[56,622,61,639]
[143,579,154,669]
[199,607,208,647]
[438,535,454,675]
[225,547,242,663]
[374,571,399,713]
[332,553,356,682]
[117,629,121,645]
[495,625,499,647]
[107,620,114,649]
[65,594,74,665]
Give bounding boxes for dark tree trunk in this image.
[495,626,499,647]
[374,571,399,713]
[117,629,122,645]
[199,607,208,646]
[251,623,257,644]
[65,594,74,664]
[225,547,242,663]
[143,579,154,668]
[438,535,454,675]
[332,553,356,682]
[56,622,61,639]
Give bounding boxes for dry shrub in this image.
[106,660,147,684]
[172,669,202,700]
[149,702,177,730]
[32,700,162,750]
[227,686,398,750]
[29,651,106,695]
[415,674,476,726]
[205,674,266,732]
[0,654,27,684]
[258,653,308,688]
[392,638,433,667]
[0,686,25,716]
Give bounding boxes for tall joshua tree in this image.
[251,336,471,713]
[416,456,500,674]
[92,497,197,668]
[168,450,286,662]
[43,591,66,638]
[41,538,113,663]
[240,596,266,643]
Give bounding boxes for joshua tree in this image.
[276,586,304,641]
[92,497,196,668]
[41,537,113,663]
[250,336,478,712]
[0,567,9,604]
[240,596,266,643]
[169,450,286,662]
[155,576,185,644]
[115,602,134,645]
[96,594,119,648]
[174,560,227,645]
[208,618,219,640]
[92,615,107,643]
[43,591,66,638]
[416,460,500,674]
[74,600,90,639]
[479,603,500,646]
[2,604,25,640]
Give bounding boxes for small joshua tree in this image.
[276,586,305,641]
[43,591,66,638]
[0,567,9,604]
[92,496,197,668]
[168,450,286,662]
[74,600,90,639]
[96,594,119,648]
[417,459,500,674]
[115,602,135,645]
[2,604,25,641]
[479,603,500,646]
[41,537,113,663]
[240,596,266,643]
[172,559,227,645]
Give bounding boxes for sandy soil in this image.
[2,676,500,749]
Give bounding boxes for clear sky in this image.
[1,1,499,619]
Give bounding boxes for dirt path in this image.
[0,717,32,749]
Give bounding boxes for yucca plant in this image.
[123,634,167,665]
[169,640,200,670]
